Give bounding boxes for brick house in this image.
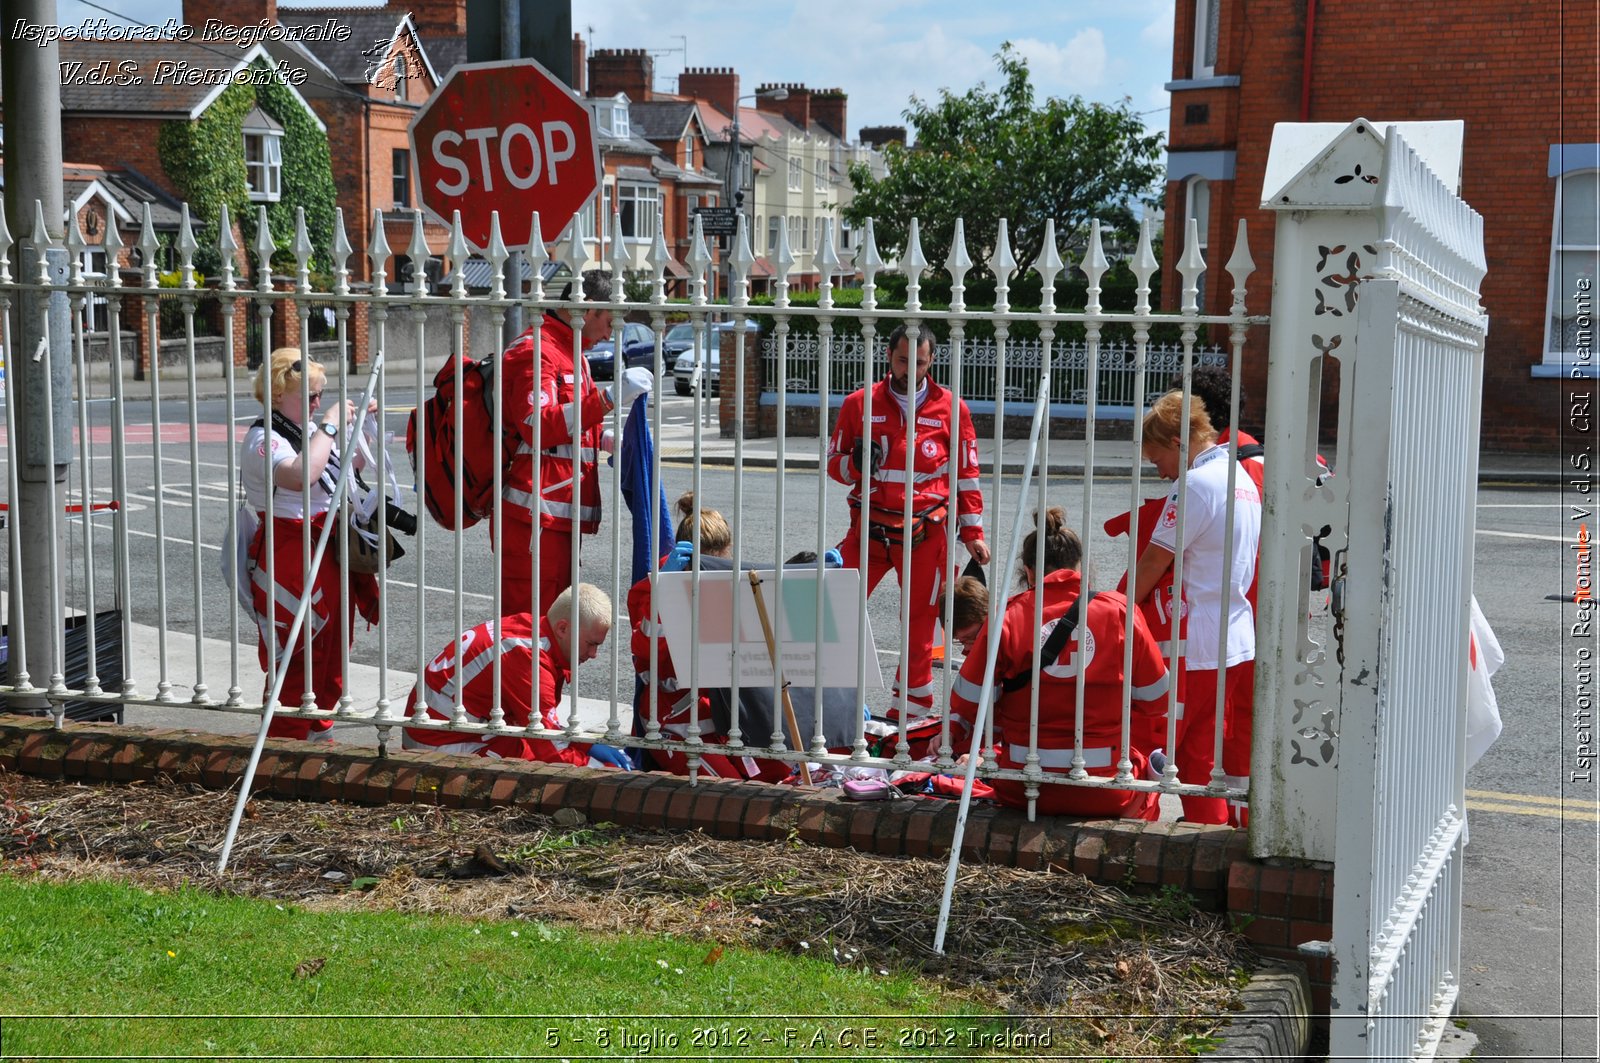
[1163,0,1598,451]
[53,32,336,368]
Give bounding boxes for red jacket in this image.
[826,377,983,542]
[949,570,1170,772]
[501,315,612,533]
[404,613,590,765]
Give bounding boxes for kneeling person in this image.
[403,583,632,768]
[949,509,1169,819]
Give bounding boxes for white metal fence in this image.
[1252,122,1487,1061]
[1,196,1263,821]
[761,334,1229,415]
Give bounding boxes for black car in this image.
[585,322,657,380]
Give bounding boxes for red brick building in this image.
[1163,0,1598,450]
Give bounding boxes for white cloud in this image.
[1142,2,1176,51]
[1010,29,1109,95]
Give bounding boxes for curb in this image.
[1197,962,1313,1061]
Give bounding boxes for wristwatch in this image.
[319,421,338,438]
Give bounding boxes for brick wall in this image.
[1163,0,1600,452]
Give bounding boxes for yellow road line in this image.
[1466,799,1600,822]
[1466,788,1599,810]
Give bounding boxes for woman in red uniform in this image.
[950,508,1170,819]
[241,348,377,739]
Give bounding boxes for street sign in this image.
[693,206,738,237]
[408,58,601,252]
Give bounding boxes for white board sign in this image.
[655,568,881,689]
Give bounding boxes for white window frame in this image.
[1193,0,1221,79]
[1186,176,1211,308]
[788,155,802,191]
[682,133,695,171]
[767,216,780,253]
[814,156,825,191]
[1544,168,1600,364]
[618,182,657,243]
[244,130,282,202]
[393,54,407,100]
[612,99,630,138]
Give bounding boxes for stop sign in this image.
[408,58,601,252]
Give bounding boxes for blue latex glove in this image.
[589,744,634,770]
[662,540,694,573]
[824,548,843,568]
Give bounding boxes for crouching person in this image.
[949,508,1169,819]
[402,583,633,769]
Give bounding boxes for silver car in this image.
[672,319,762,396]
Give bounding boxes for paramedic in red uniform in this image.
[497,270,652,614]
[827,323,989,721]
[949,509,1170,819]
[1129,390,1261,825]
[402,583,632,768]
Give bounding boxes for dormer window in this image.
[393,55,407,100]
[242,107,283,202]
[595,94,631,138]
[683,133,694,171]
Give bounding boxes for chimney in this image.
[183,0,277,28]
[588,48,653,103]
[811,88,847,140]
[679,67,739,120]
[859,125,907,149]
[397,0,466,37]
[571,34,586,95]
[757,82,811,129]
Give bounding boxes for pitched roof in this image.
[628,100,698,141]
[276,9,439,88]
[60,163,190,230]
[57,40,323,128]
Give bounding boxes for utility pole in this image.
[501,0,525,346]
[2,0,70,710]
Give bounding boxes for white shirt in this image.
[1149,444,1262,670]
[241,422,337,520]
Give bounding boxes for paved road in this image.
[5,396,1597,1058]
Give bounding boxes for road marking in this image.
[1465,788,1600,822]
[1475,529,1579,544]
[1476,503,1574,508]
[1465,798,1599,822]
[1466,788,1599,809]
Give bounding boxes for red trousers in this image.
[1174,663,1253,824]
[250,515,359,741]
[496,515,577,615]
[990,748,1159,820]
[837,527,948,712]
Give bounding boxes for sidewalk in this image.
[80,349,1563,485]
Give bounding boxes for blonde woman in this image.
[241,348,378,739]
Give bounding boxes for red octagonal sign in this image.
[408,58,601,252]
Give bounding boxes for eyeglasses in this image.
[307,391,323,404]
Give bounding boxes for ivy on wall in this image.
[157,61,338,277]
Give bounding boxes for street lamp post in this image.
[723,87,786,303]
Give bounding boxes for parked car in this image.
[585,322,657,380]
[672,319,762,396]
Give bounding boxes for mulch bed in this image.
[1,770,1247,1052]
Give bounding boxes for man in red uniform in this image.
[948,512,1170,818]
[827,323,989,722]
[497,271,652,613]
[402,583,632,768]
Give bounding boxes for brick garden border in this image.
[0,716,1334,1029]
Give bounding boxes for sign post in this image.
[408,58,601,251]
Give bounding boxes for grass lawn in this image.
[0,876,1013,1059]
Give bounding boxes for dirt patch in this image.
[2,772,1248,1050]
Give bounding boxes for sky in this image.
[57,0,1177,140]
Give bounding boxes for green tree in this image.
[844,44,1163,273]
